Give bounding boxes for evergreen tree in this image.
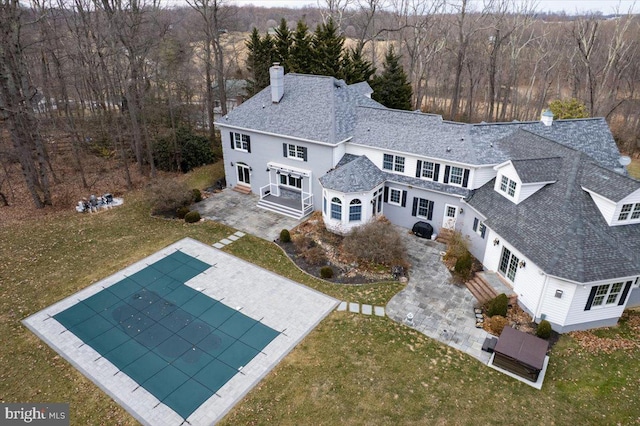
[341,43,375,84]
[370,46,413,110]
[548,98,589,119]
[288,20,314,74]
[311,18,344,77]
[245,28,274,96]
[274,18,292,71]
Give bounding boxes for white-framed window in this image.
[389,188,402,205]
[591,282,625,307]
[618,203,640,222]
[383,153,405,173]
[232,132,250,151]
[421,161,435,179]
[279,174,302,189]
[449,166,464,185]
[331,197,342,220]
[349,199,362,222]
[498,247,520,282]
[499,175,517,197]
[417,198,432,218]
[283,143,307,161]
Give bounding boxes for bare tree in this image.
[0,0,53,208]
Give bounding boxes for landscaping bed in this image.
[277,213,408,284]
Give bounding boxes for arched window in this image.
[349,199,362,222]
[331,197,342,220]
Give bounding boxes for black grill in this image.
[412,221,434,239]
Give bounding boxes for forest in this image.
[1,0,639,210]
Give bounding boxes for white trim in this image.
[267,162,311,177]
[384,179,466,199]
[347,141,487,168]
[217,123,343,147]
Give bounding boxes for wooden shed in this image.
[493,327,549,382]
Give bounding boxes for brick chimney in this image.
[270,63,284,103]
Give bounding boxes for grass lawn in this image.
[1,168,639,425]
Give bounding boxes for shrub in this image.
[536,319,552,339]
[184,211,201,223]
[293,235,314,251]
[280,229,291,243]
[443,230,470,262]
[486,293,509,318]
[176,206,190,219]
[342,218,407,266]
[486,315,509,335]
[192,188,202,203]
[147,179,194,216]
[320,266,334,279]
[300,246,327,266]
[454,251,473,280]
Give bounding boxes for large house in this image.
[216,64,640,333]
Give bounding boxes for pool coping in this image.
[23,237,339,426]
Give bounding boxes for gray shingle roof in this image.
[580,164,640,202]
[319,155,387,192]
[467,140,640,283]
[219,74,382,144]
[510,157,562,183]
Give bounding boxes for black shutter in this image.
[246,135,251,153]
[473,217,478,232]
[443,165,450,184]
[433,164,440,182]
[230,132,234,149]
[401,191,407,207]
[427,201,434,220]
[384,186,389,203]
[302,146,308,162]
[584,286,598,311]
[416,160,422,178]
[283,143,287,157]
[462,169,470,188]
[480,225,486,239]
[619,281,633,306]
[412,197,418,216]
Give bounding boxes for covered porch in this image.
[258,162,314,219]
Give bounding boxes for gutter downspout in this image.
[534,272,550,321]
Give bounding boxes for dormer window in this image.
[618,203,640,222]
[449,166,464,185]
[499,175,517,197]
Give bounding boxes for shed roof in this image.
[494,326,548,371]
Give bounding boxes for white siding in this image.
[536,277,575,325]
[584,189,618,225]
[332,142,347,168]
[564,281,627,327]
[493,164,522,204]
[473,166,497,189]
[613,188,640,225]
[482,229,545,316]
[519,182,548,202]
[345,144,476,189]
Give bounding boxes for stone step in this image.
[464,277,496,305]
[232,185,251,195]
[436,228,454,244]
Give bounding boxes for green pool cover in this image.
[54,251,280,419]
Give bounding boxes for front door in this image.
[442,204,458,229]
[237,163,250,187]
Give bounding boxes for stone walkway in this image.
[386,230,491,363]
[336,301,385,317]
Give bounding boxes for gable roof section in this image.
[509,157,562,183]
[467,144,640,282]
[470,118,621,169]
[220,74,382,144]
[319,155,387,193]
[580,164,640,202]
